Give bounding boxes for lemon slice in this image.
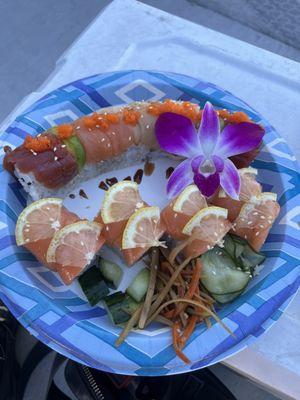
[101,181,144,224]
[218,167,259,199]
[182,206,228,236]
[254,192,277,203]
[122,206,164,250]
[173,185,207,215]
[15,197,63,246]
[239,167,258,176]
[46,221,102,266]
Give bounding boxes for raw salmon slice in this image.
[233,192,280,251]
[15,198,79,270]
[210,167,262,221]
[47,221,105,284]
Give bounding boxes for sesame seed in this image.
[76,126,80,130]
[259,224,264,228]
[88,128,91,132]
[241,218,245,222]
[25,229,29,232]
[101,138,105,142]
[146,124,150,129]
[206,245,211,250]
[174,213,178,218]
[54,156,58,161]
[96,125,100,128]
[260,216,266,219]
[112,131,116,135]
[107,143,111,147]
[247,221,252,225]
[80,241,84,246]
[61,144,66,148]
[53,147,57,151]
[244,235,248,239]
[139,227,144,231]
[255,231,260,236]
[25,238,30,243]
[214,232,218,237]
[129,136,132,141]
[37,133,41,137]
[153,219,158,224]
[46,207,50,210]
[49,217,54,221]
[105,226,110,231]
[253,212,258,215]
[140,114,144,118]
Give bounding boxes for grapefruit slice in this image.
[210,167,262,221]
[182,206,231,258]
[101,181,144,224]
[47,221,105,284]
[162,185,207,240]
[15,198,79,270]
[122,207,166,266]
[233,192,280,251]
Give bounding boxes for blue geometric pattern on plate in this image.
[0,70,299,375]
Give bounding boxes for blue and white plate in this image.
[0,70,299,375]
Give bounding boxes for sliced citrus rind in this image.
[253,192,277,203]
[101,181,143,224]
[15,197,63,246]
[46,220,102,264]
[122,206,162,250]
[218,167,258,199]
[182,206,228,236]
[173,184,207,214]
[239,167,258,176]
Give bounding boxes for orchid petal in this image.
[219,158,241,200]
[155,112,201,157]
[216,122,264,158]
[212,155,224,172]
[166,159,193,198]
[199,102,220,156]
[193,171,220,197]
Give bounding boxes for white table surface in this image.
[1,0,300,398]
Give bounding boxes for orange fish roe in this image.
[147,99,201,124]
[217,110,251,124]
[123,108,141,126]
[24,135,52,153]
[105,113,119,124]
[56,124,73,139]
[83,116,97,130]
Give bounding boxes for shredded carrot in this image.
[172,321,191,364]
[24,135,52,152]
[179,315,197,348]
[56,124,73,139]
[173,259,202,317]
[123,108,140,126]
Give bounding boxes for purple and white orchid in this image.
[155,102,264,200]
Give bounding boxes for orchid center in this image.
[199,159,216,177]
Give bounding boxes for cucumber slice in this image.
[103,291,126,307]
[223,235,235,258]
[201,248,250,295]
[103,292,139,325]
[126,268,150,303]
[213,291,243,304]
[120,296,140,315]
[78,266,109,306]
[241,245,266,268]
[99,258,123,289]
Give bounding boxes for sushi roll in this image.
[3,100,260,201]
